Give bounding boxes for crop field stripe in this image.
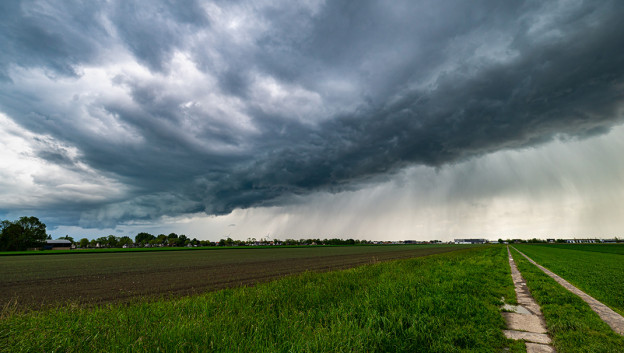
[512,246,624,335]
[509,247,624,352]
[512,244,624,317]
[0,246,519,352]
[0,244,476,311]
[0,244,462,257]
[0,244,482,257]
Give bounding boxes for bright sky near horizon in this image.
[1,0,623,241]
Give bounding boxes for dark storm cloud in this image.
[1,0,623,228]
[0,0,106,79]
[202,0,624,214]
[111,0,209,72]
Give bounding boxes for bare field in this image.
[1,245,473,310]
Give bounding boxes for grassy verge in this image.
[1,246,515,352]
[514,244,624,316]
[510,247,624,353]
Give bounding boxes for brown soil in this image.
[1,246,463,311]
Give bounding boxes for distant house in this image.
[44,239,72,250]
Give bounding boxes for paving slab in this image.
[503,330,552,344]
[502,312,548,333]
[526,342,556,353]
[502,304,532,315]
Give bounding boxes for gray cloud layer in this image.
[1,0,623,228]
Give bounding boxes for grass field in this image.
[523,243,624,255]
[0,244,475,311]
[510,247,624,352]
[0,245,518,352]
[513,244,624,316]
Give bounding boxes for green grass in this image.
[509,247,624,352]
[514,244,624,316]
[0,246,516,352]
[528,243,624,255]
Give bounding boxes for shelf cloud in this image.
[1,0,623,236]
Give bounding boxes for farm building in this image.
[44,239,72,250]
[564,239,599,243]
[454,238,487,244]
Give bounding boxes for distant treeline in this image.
[1,216,381,251]
[66,234,374,249]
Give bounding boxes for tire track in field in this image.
[511,246,624,335]
[503,246,555,352]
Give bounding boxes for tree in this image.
[156,234,167,245]
[0,216,47,251]
[95,236,108,247]
[176,234,188,247]
[79,238,89,248]
[167,233,178,246]
[119,236,133,247]
[135,232,155,244]
[107,235,119,248]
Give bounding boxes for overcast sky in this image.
[1,0,623,241]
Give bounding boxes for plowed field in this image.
[1,245,471,311]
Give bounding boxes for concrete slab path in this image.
[511,246,624,336]
[504,247,555,353]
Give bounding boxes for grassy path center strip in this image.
[511,246,624,335]
[503,246,555,352]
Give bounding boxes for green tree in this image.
[0,216,47,251]
[135,232,155,244]
[167,233,178,246]
[176,234,188,247]
[79,238,89,248]
[156,234,167,245]
[95,236,108,247]
[107,235,119,248]
[119,236,133,247]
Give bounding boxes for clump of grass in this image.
[510,248,624,353]
[1,246,515,352]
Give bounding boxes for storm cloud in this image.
[1,0,623,231]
